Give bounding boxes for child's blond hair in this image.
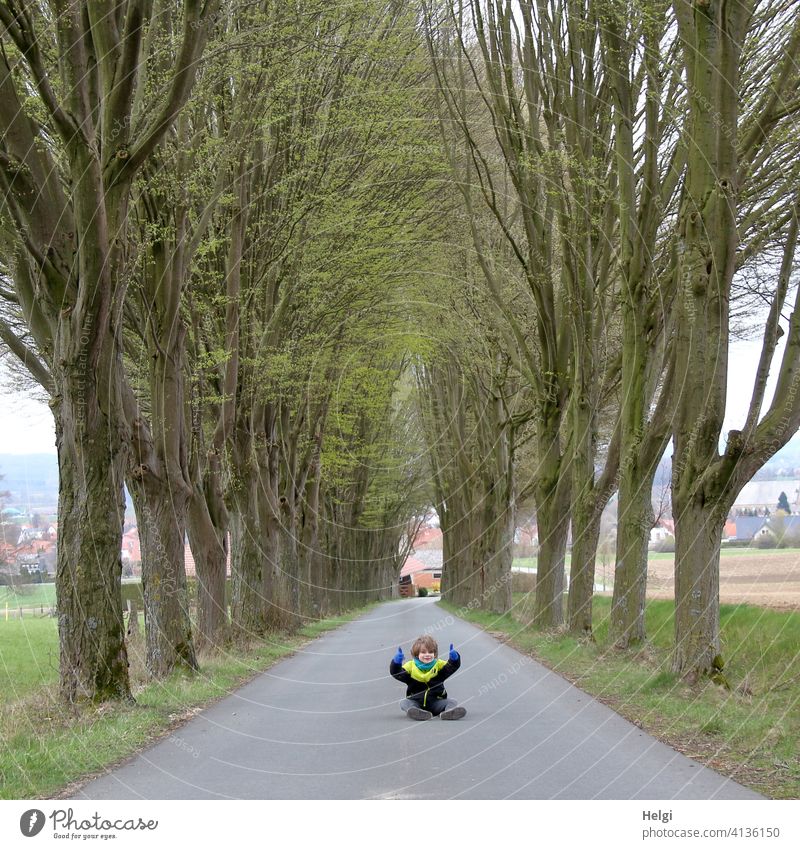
[411,635,438,657]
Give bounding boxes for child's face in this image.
[416,646,436,663]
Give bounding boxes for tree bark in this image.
[669,0,750,679]
[671,494,724,680]
[186,452,229,649]
[52,345,132,702]
[229,471,268,637]
[128,473,197,676]
[532,413,571,628]
[567,504,602,637]
[610,462,654,647]
[440,500,479,607]
[0,0,221,703]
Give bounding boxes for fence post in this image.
[126,598,140,637]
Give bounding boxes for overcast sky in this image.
[0,339,795,457]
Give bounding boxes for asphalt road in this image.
[73,598,761,800]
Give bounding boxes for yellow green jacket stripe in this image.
[389,656,461,707]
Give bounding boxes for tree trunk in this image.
[186,469,229,650]
[476,397,514,614]
[53,390,132,703]
[230,475,268,637]
[533,491,570,627]
[441,507,478,607]
[609,464,654,648]
[671,495,723,680]
[477,507,513,614]
[129,475,197,676]
[669,0,749,680]
[274,515,303,631]
[566,397,600,636]
[321,512,346,615]
[441,504,475,605]
[532,425,571,628]
[298,465,325,618]
[474,445,514,614]
[126,598,140,638]
[567,503,601,636]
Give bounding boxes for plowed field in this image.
[645,549,800,609]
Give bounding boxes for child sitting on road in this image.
[390,634,466,721]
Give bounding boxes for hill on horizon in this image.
[0,453,59,509]
[2,432,800,515]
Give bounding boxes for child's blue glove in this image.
[393,646,404,665]
[449,643,459,661]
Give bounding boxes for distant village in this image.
[399,480,800,595]
[2,478,799,588]
[0,509,225,582]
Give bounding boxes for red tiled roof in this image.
[400,556,428,578]
[14,540,55,557]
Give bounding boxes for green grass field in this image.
[0,584,57,609]
[0,581,147,614]
[0,618,60,699]
[441,595,800,798]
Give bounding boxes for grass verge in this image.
[0,608,371,799]
[440,595,800,799]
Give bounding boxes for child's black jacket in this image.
[389,656,461,708]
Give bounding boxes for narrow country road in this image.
[73,599,761,800]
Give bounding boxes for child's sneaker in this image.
[406,706,433,721]
[439,706,467,720]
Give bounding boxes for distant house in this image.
[412,527,443,550]
[732,516,770,541]
[399,556,441,596]
[649,527,670,546]
[12,539,56,574]
[17,552,47,573]
[735,480,800,512]
[514,525,538,547]
[17,526,44,544]
[760,515,800,544]
[121,527,142,569]
[780,515,800,535]
[648,519,677,548]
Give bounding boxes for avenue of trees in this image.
[0,0,798,701]
[422,0,800,682]
[0,0,435,701]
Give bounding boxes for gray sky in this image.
[0,382,55,454]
